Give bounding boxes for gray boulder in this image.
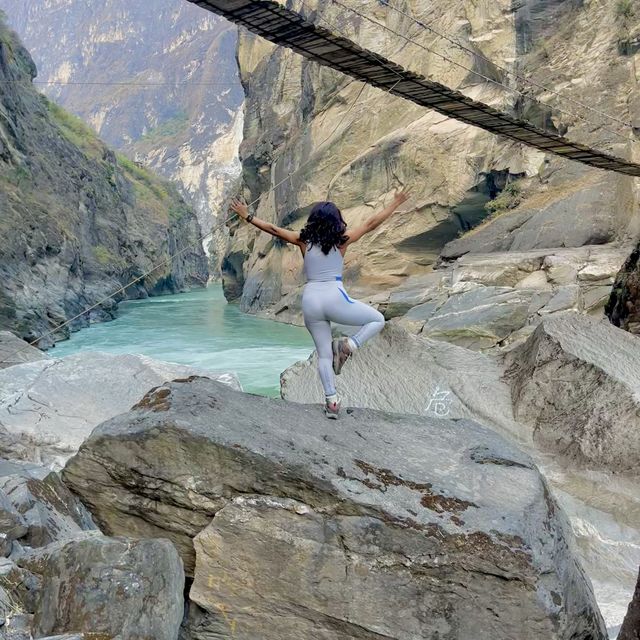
[0,556,40,620]
[504,312,640,473]
[63,377,606,639]
[385,245,628,351]
[0,351,241,468]
[18,533,183,640]
[419,284,545,349]
[0,332,48,370]
[440,172,631,260]
[0,613,34,639]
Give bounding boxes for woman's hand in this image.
[391,187,412,208]
[230,197,249,220]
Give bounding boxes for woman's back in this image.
[303,243,344,282]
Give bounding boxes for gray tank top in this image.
[303,242,344,282]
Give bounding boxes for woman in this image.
[230,188,411,418]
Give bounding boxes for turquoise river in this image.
[51,284,314,397]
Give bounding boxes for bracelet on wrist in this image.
[246,213,254,223]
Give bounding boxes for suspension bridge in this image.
[188,0,640,177]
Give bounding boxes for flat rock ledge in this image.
[63,377,606,640]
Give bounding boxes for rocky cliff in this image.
[224,0,640,326]
[0,18,208,348]
[0,0,244,266]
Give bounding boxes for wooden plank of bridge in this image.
[188,0,640,177]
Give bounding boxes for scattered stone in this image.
[504,312,640,473]
[63,376,606,639]
[0,352,241,468]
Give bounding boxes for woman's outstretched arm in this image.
[229,198,303,246]
[341,187,412,249]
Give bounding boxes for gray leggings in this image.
[302,280,385,396]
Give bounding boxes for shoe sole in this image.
[332,338,349,375]
[325,411,339,419]
[331,339,341,375]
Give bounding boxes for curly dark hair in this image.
[299,201,348,254]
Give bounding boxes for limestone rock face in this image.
[0,18,208,346]
[20,534,184,640]
[0,352,241,468]
[0,332,49,370]
[504,312,640,474]
[63,377,606,639]
[222,0,640,323]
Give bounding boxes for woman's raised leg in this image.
[329,287,385,348]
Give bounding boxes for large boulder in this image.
[0,332,49,370]
[18,533,184,640]
[0,351,241,468]
[63,377,606,639]
[280,318,640,632]
[0,460,97,635]
[504,312,640,474]
[0,556,40,620]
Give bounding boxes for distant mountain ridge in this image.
[0,0,244,262]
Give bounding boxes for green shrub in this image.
[617,0,634,18]
[45,98,102,157]
[484,181,523,215]
[116,153,168,201]
[140,112,189,144]
[93,244,126,269]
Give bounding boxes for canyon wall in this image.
[224,0,640,325]
[0,0,244,265]
[0,18,208,347]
